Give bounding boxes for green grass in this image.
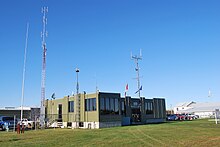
[1,119,220,147]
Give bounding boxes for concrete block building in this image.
[45,92,166,129]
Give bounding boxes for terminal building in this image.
[45,91,166,129]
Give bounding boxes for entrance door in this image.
[131,107,141,124]
[58,104,62,121]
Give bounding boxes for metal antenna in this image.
[21,23,29,122]
[40,6,48,128]
[131,49,142,98]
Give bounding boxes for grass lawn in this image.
[0,119,220,147]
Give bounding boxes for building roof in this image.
[0,106,39,111]
[177,102,220,113]
[175,101,196,107]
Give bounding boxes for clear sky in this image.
[0,0,219,109]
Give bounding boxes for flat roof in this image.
[0,106,39,111]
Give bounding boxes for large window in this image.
[110,98,114,112]
[68,101,74,112]
[100,97,105,111]
[145,102,153,114]
[105,98,110,111]
[115,98,119,114]
[85,98,96,111]
[100,97,119,115]
[121,100,125,115]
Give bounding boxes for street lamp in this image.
[76,68,79,95]
[75,68,80,128]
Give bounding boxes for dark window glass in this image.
[68,101,74,112]
[121,101,124,111]
[85,99,89,111]
[100,97,119,115]
[105,98,110,111]
[110,98,114,112]
[115,98,119,114]
[85,98,96,111]
[121,100,125,115]
[92,98,96,111]
[89,99,93,111]
[100,97,105,111]
[145,102,153,114]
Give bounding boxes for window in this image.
[85,98,97,111]
[89,99,93,111]
[68,101,74,112]
[100,97,105,111]
[121,100,125,115]
[105,98,110,111]
[115,98,119,114]
[92,98,96,111]
[145,102,153,114]
[110,98,115,112]
[100,97,119,115]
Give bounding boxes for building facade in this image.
[0,107,40,121]
[174,101,220,118]
[45,92,166,129]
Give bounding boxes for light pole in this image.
[76,68,79,95]
[75,68,80,128]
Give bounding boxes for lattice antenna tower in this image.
[131,49,142,98]
[40,6,48,128]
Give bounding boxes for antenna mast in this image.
[40,6,48,128]
[131,49,142,98]
[21,23,29,122]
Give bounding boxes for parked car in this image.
[167,114,178,121]
[186,114,199,120]
[0,116,17,131]
[176,114,186,120]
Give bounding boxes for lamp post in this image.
[75,68,80,128]
[76,68,79,95]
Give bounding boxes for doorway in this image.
[58,104,62,122]
[131,107,141,124]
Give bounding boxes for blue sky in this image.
[0,0,220,109]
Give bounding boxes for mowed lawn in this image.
[0,119,220,147]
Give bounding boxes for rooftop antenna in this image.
[94,73,98,92]
[21,22,29,122]
[40,6,48,128]
[131,49,142,98]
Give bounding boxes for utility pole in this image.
[40,6,48,128]
[131,49,142,98]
